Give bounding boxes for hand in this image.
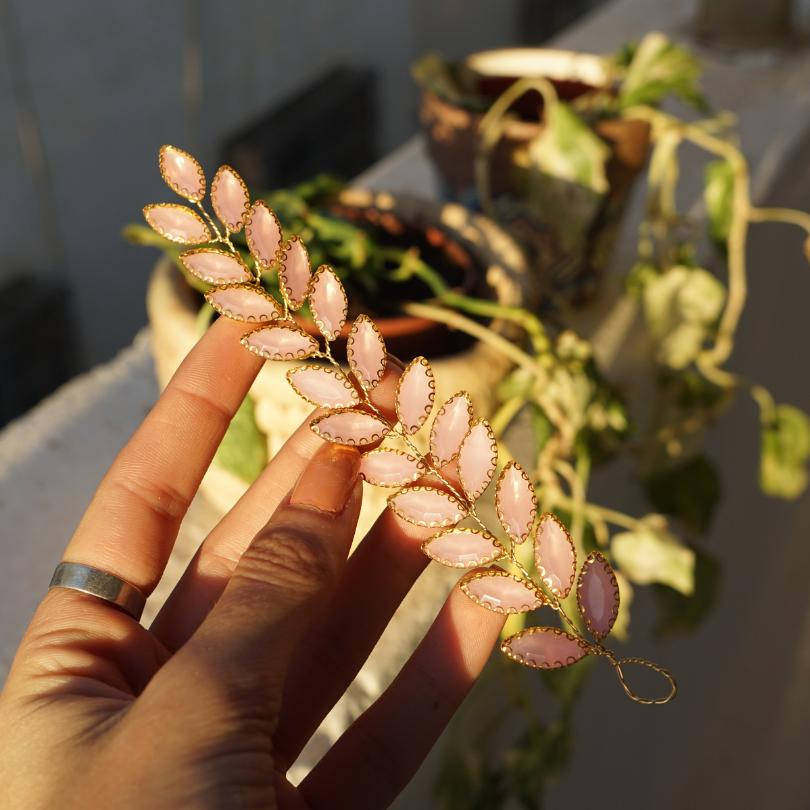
[0,318,504,809]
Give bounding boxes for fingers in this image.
[299,584,505,809]
[164,443,363,704]
[272,506,433,768]
[61,317,262,595]
[151,358,403,651]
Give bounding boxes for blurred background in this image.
[4,2,810,809]
[0,0,605,425]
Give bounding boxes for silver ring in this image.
[49,562,146,620]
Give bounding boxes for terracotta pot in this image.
[418,48,651,300]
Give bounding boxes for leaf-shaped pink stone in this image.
[430,392,473,466]
[245,201,282,267]
[460,569,544,614]
[495,461,536,544]
[287,366,359,408]
[501,627,589,669]
[577,551,619,640]
[458,419,497,501]
[310,409,389,445]
[348,315,387,390]
[395,357,435,435]
[534,514,577,598]
[422,528,501,567]
[205,284,281,322]
[278,237,311,310]
[309,265,347,340]
[144,204,211,244]
[180,248,252,285]
[389,487,467,528]
[159,145,205,201]
[211,165,249,232]
[241,323,318,360]
[359,449,425,487]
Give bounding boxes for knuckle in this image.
[233,522,335,597]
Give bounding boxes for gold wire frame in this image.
[576,550,620,641]
[276,236,311,311]
[158,144,206,202]
[534,511,577,598]
[310,408,391,446]
[421,527,503,567]
[240,322,318,360]
[143,203,212,244]
[210,164,250,232]
[429,390,474,465]
[308,265,348,341]
[460,567,546,614]
[286,365,360,409]
[500,626,590,670]
[347,314,388,391]
[204,283,282,322]
[245,200,283,268]
[180,246,252,285]
[494,460,538,545]
[458,418,498,501]
[389,486,469,528]
[358,448,426,487]
[394,356,436,435]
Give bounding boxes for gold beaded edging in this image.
[576,550,620,641]
[395,356,435,435]
[420,527,502,566]
[240,322,318,360]
[143,203,212,245]
[347,314,387,391]
[457,418,498,501]
[158,144,206,202]
[390,486,469,528]
[494,460,538,545]
[533,512,577,599]
[309,264,348,341]
[180,246,252,285]
[204,283,282,322]
[286,365,360,409]
[211,164,250,232]
[310,408,390,446]
[459,567,545,614]
[359,448,426,487]
[500,626,590,670]
[429,390,474,465]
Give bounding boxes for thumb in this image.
[166,442,362,705]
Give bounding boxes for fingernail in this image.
[289,444,360,514]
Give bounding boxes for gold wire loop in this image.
[612,657,678,705]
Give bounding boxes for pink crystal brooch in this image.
[144,145,677,705]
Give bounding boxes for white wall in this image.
[0,0,523,367]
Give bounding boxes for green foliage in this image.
[704,159,735,250]
[760,404,810,498]
[618,32,707,110]
[611,518,695,595]
[643,454,722,534]
[642,265,726,369]
[213,396,267,483]
[652,547,721,638]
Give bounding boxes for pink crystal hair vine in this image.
[144,144,677,705]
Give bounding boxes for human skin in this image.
[0,317,504,809]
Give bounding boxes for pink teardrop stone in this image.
[246,202,282,266]
[349,316,386,389]
[311,411,389,445]
[242,324,317,360]
[396,357,434,434]
[535,515,576,597]
[160,146,204,200]
[280,239,310,309]
[504,629,587,669]
[288,366,359,408]
[431,393,472,465]
[206,286,280,322]
[212,166,249,231]
[464,572,543,613]
[579,554,619,638]
[309,267,347,339]
[360,450,423,486]
[497,463,536,542]
[391,488,467,527]
[181,249,251,284]
[458,420,496,500]
[423,529,500,566]
[145,205,210,244]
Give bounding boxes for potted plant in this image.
[413,34,704,300]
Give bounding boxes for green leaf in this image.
[523,101,609,255]
[652,547,721,637]
[619,32,706,110]
[760,404,810,498]
[214,396,268,484]
[642,265,725,368]
[704,159,735,250]
[611,520,695,595]
[643,454,722,534]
